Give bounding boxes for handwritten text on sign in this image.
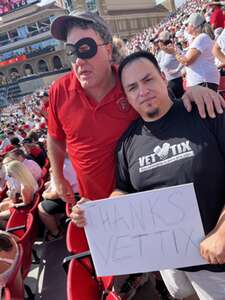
[82,183,206,276]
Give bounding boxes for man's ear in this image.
[161,71,168,84]
[106,43,113,61]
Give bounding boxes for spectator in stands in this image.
[176,13,220,91]
[9,137,20,148]
[209,1,225,29]
[214,26,223,40]
[112,36,128,64]
[33,90,49,121]
[22,138,47,168]
[158,31,185,98]
[0,156,20,202]
[213,27,225,71]
[38,156,79,241]
[0,160,38,228]
[8,148,42,181]
[49,10,225,206]
[0,133,10,153]
[27,130,45,150]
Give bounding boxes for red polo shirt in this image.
[48,68,137,200]
[210,6,225,29]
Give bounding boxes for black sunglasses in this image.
[65,37,107,62]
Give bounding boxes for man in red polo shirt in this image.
[48,10,225,204]
[209,1,225,29]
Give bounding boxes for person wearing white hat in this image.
[176,13,220,91]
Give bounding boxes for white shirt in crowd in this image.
[5,175,21,195]
[185,33,220,87]
[159,52,182,81]
[50,158,78,195]
[215,28,225,67]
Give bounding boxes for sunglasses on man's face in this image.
[65,37,107,62]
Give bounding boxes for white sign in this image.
[82,183,206,276]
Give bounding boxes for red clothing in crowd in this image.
[48,69,138,200]
[40,101,49,121]
[2,144,14,155]
[210,6,225,29]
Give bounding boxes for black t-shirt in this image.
[116,101,225,272]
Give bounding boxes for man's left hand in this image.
[182,86,225,118]
[200,230,225,264]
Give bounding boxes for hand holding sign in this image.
[81,183,206,276]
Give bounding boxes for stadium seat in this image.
[6,211,35,279]
[44,158,50,170]
[67,258,100,300]
[0,183,7,201]
[66,202,73,218]
[63,251,116,300]
[66,221,89,254]
[41,167,48,181]
[29,193,41,215]
[38,178,45,194]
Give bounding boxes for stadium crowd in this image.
[1,0,225,299]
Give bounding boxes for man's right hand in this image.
[70,198,89,227]
[55,177,75,204]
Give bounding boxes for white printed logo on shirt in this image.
[138,140,194,173]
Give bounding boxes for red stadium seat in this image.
[67,259,100,300]
[38,178,45,194]
[41,167,48,181]
[29,193,41,215]
[6,211,35,279]
[66,202,73,218]
[0,183,7,201]
[44,158,50,170]
[9,190,41,217]
[66,221,89,254]
[63,251,117,300]
[64,222,117,300]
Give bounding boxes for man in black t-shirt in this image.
[115,51,225,300]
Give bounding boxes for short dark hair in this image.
[0,235,13,251]
[22,138,33,145]
[9,148,26,158]
[10,137,20,146]
[118,51,161,87]
[27,131,39,142]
